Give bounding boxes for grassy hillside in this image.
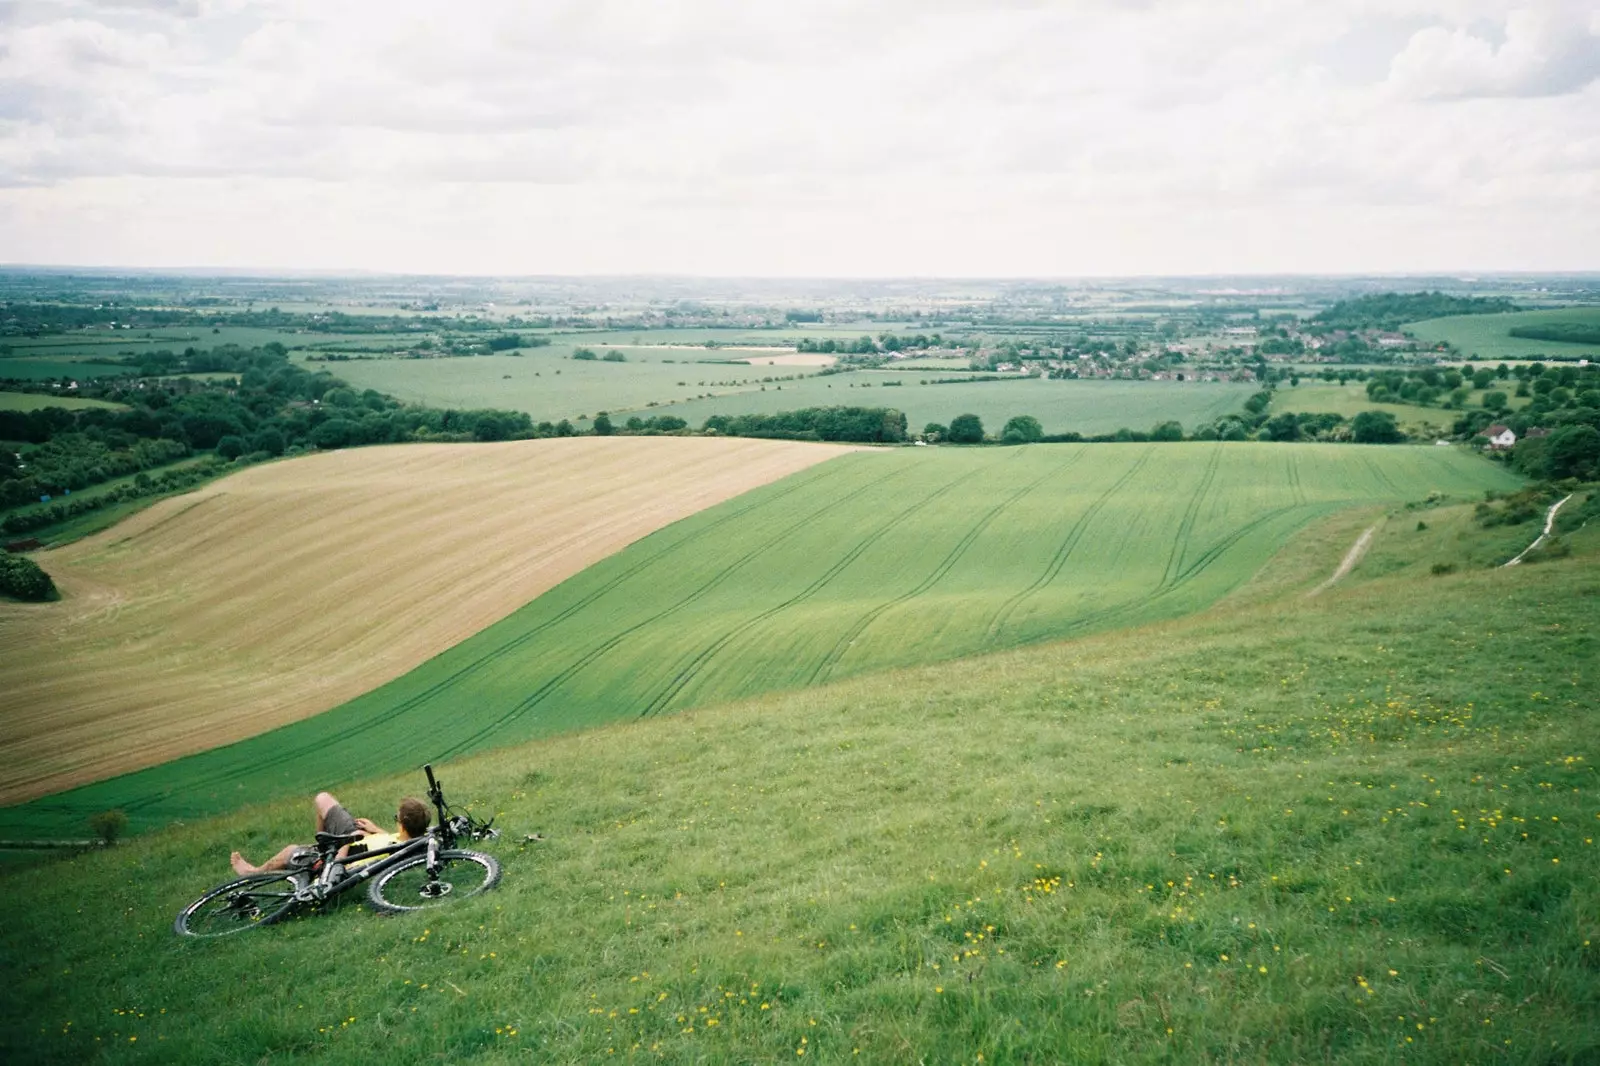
[0,391,125,411]
[0,444,1519,840]
[1407,308,1600,361]
[1,505,1594,1064]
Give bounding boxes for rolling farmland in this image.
[1406,307,1600,360]
[0,442,1519,839]
[0,437,847,806]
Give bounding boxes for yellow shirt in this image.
[345,831,403,869]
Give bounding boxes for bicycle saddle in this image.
[314,831,364,848]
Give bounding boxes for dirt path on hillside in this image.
[0,437,852,805]
[1308,521,1381,597]
[1503,494,1573,567]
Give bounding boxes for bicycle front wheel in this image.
[367,849,501,914]
[175,872,301,937]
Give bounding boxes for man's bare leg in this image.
[231,845,297,877]
[314,791,341,833]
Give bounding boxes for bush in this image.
[1150,420,1184,442]
[603,351,627,362]
[948,413,985,444]
[572,348,598,361]
[1352,410,1404,444]
[88,809,128,845]
[1001,415,1043,444]
[0,553,57,601]
[216,434,247,460]
[1430,562,1457,576]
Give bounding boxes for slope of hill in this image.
[1,501,1594,1064]
[1,443,1519,840]
[0,437,850,804]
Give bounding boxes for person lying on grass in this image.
[230,792,430,876]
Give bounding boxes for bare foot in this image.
[230,851,258,876]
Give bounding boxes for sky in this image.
[0,0,1596,277]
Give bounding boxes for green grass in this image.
[650,377,1257,437]
[0,444,1520,841]
[1278,383,1462,433]
[0,358,132,380]
[1,501,1594,1064]
[0,391,125,412]
[0,457,219,546]
[297,348,797,423]
[1407,308,1600,361]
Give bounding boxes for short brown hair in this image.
[397,797,430,837]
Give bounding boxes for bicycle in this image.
[175,764,502,937]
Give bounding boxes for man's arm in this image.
[352,817,381,834]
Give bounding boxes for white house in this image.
[1483,424,1516,450]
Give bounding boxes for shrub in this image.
[948,413,985,444]
[572,348,598,361]
[603,351,627,362]
[1149,420,1184,442]
[0,553,57,601]
[1001,415,1044,444]
[1430,562,1457,575]
[89,809,129,845]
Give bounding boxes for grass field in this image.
[0,391,125,411]
[1276,383,1460,433]
[649,377,1257,437]
[0,443,1520,841]
[0,438,846,806]
[0,358,132,380]
[1407,307,1600,361]
[0,499,1593,1064]
[300,348,797,423]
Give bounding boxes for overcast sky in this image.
[0,0,1596,276]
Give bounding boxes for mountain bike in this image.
[175,764,501,937]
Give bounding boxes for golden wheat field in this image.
[0,437,849,805]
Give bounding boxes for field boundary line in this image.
[1308,519,1383,596]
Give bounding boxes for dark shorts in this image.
[322,803,359,837]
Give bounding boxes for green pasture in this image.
[0,391,124,412]
[0,443,1521,841]
[1407,307,1600,360]
[650,377,1257,437]
[1276,383,1457,432]
[0,359,131,381]
[302,349,805,422]
[2,500,1595,1064]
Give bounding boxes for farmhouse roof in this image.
[1485,424,1511,436]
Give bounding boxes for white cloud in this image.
[0,0,1595,272]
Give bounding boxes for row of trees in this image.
[702,407,908,443]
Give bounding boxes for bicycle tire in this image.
[174,871,302,937]
[367,849,501,914]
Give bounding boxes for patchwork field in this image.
[0,442,1520,840]
[1276,383,1458,431]
[1407,307,1600,361]
[0,437,847,806]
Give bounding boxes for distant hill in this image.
[1312,291,1519,331]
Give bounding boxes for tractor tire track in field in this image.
[983,448,1154,645]
[1160,445,1222,590]
[430,461,920,760]
[113,460,888,809]
[807,449,1088,686]
[639,455,1003,718]
[1360,453,1406,498]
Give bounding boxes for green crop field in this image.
[1276,383,1460,431]
[302,348,808,423]
[0,443,1519,841]
[2,492,1594,1065]
[0,358,132,380]
[648,377,1257,437]
[1407,307,1600,360]
[0,391,124,412]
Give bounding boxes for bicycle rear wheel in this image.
[367,849,500,914]
[175,872,302,937]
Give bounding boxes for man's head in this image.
[397,797,430,839]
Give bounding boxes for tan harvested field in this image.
[736,352,839,367]
[0,437,849,804]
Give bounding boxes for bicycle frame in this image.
[288,831,442,907]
